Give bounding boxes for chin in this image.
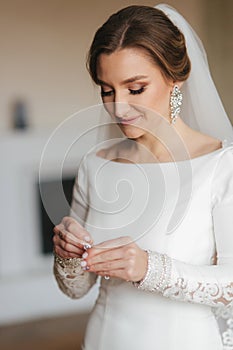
[118,124,144,139]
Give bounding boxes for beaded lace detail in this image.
[134,249,233,306]
[134,251,233,307]
[53,253,97,299]
[214,306,233,349]
[134,250,233,348]
[134,250,172,292]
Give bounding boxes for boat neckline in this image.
[91,139,230,166]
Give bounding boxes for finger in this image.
[54,224,93,247]
[62,216,83,229]
[54,227,92,250]
[53,225,60,234]
[92,236,132,250]
[59,227,86,246]
[60,217,93,244]
[59,239,85,255]
[54,245,83,259]
[53,234,85,255]
[89,258,126,273]
[87,246,124,265]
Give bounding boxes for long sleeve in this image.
[134,147,233,310]
[53,157,98,299]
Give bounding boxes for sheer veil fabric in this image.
[155,4,233,143]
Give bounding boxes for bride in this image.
[52,4,233,349]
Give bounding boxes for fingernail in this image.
[84,236,91,242]
[81,260,87,267]
[82,265,90,271]
[82,252,88,259]
[83,243,92,250]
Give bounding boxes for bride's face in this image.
[96,47,177,139]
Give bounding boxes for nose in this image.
[114,101,131,119]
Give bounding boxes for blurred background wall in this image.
[1,0,232,132]
[0,0,232,344]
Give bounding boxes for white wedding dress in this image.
[54,139,233,350]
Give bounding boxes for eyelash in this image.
[130,87,145,95]
[101,87,145,97]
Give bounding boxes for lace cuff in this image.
[133,250,233,309]
[54,253,83,270]
[53,253,97,299]
[133,250,172,292]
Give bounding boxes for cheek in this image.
[102,101,115,119]
[146,86,171,115]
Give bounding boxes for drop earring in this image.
[170,85,183,125]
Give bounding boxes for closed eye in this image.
[101,89,114,97]
[101,87,145,97]
[129,87,145,95]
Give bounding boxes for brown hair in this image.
[87,5,191,83]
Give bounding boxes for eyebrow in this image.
[96,75,149,86]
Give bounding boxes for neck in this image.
[133,117,195,161]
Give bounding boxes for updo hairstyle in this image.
[87,5,191,84]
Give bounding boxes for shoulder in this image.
[211,143,233,183]
[211,144,233,207]
[214,143,233,172]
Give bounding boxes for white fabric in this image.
[54,139,233,349]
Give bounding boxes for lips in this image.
[117,115,142,125]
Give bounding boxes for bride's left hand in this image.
[83,236,148,282]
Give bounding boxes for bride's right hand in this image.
[53,216,93,258]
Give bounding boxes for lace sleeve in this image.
[53,157,98,298]
[134,247,233,309]
[53,253,97,299]
[133,249,233,349]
